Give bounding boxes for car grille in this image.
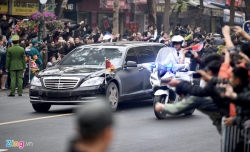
[43,77,80,90]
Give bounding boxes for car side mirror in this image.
[126,61,137,67]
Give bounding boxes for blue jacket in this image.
[30,46,42,65]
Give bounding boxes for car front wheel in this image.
[106,82,119,111]
[32,103,51,112]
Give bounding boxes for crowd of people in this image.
[154,25,250,151]
[1,13,250,151]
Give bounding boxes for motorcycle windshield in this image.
[155,47,177,66]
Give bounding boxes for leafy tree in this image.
[172,0,189,31]
[147,0,157,29]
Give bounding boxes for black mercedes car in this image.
[30,42,164,112]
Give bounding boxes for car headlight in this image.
[31,76,42,87]
[80,77,104,87]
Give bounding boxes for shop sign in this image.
[156,5,164,13]
[61,0,68,8]
[204,0,226,4]
[124,4,131,9]
[105,0,126,9]
[11,0,39,16]
[156,4,175,13]
[223,15,244,24]
[212,9,223,17]
[0,0,8,14]
[134,4,147,13]
[156,0,177,4]
[243,21,250,35]
[64,1,77,12]
[203,8,211,16]
[134,0,147,4]
[126,0,134,3]
[223,9,245,24]
[226,0,242,7]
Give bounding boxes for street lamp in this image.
[39,0,47,70]
[38,0,47,42]
[40,0,47,5]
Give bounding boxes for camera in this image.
[215,79,230,94]
[229,26,234,33]
[192,73,202,79]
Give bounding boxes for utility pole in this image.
[229,0,235,26]
[112,0,119,35]
[39,0,48,70]
[38,3,43,42]
[163,0,170,33]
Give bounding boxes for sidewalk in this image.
[0,88,29,96]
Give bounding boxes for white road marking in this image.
[0,149,8,151]
[0,113,73,126]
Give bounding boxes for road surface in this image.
[0,93,220,152]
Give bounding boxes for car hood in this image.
[39,65,106,77]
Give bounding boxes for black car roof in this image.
[78,42,163,48]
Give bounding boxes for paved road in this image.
[0,93,220,152]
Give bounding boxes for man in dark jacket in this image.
[6,35,26,96]
[219,67,250,128]
[0,15,11,36]
[64,21,85,40]
[74,37,83,47]
[48,41,59,59]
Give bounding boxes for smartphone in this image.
[229,26,234,33]
[193,73,202,79]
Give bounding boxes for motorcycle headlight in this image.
[80,77,104,87]
[31,76,42,87]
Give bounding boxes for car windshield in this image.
[60,47,123,66]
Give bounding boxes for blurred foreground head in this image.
[69,101,114,152]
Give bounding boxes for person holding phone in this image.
[64,21,85,40]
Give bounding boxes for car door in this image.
[118,48,144,97]
[134,46,156,92]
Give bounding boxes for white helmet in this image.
[172,35,185,47]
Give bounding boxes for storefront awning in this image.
[188,0,223,17]
[204,2,224,17]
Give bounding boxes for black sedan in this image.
[30,42,164,112]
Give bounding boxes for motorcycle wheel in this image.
[184,109,195,115]
[153,95,168,119]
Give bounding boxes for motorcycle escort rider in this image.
[162,35,190,67]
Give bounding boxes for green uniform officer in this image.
[6,35,26,97]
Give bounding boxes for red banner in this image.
[105,0,126,9]
[134,0,147,4]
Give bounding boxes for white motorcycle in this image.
[149,47,195,119]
